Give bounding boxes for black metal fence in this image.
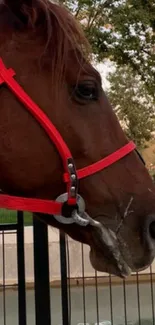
[0,210,155,325]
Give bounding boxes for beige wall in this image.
[0,226,155,286]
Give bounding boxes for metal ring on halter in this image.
[53,193,87,225]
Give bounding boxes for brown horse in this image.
[0,0,155,278]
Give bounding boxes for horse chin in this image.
[89,221,155,277]
[89,248,131,278]
[88,221,132,278]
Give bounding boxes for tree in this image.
[107,65,155,149]
[63,0,155,98]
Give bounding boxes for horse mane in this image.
[2,0,91,91]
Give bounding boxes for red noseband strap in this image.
[63,141,136,182]
[0,59,136,215]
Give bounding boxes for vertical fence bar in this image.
[109,274,114,325]
[136,272,141,325]
[17,211,27,325]
[33,215,51,325]
[95,270,99,325]
[59,231,70,325]
[2,230,6,325]
[66,237,71,318]
[150,265,155,325]
[123,279,127,325]
[81,244,86,325]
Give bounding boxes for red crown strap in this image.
[0,59,72,171]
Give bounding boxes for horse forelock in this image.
[1,0,91,92]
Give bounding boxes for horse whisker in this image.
[116,197,134,234]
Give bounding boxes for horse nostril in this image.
[144,215,155,250]
[149,221,155,240]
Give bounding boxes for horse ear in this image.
[5,0,37,25]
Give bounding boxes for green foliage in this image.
[0,209,32,225]
[62,0,155,148]
[63,0,155,98]
[107,65,155,149]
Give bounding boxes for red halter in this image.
[0,59,136,218]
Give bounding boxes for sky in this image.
[94,60,115,90]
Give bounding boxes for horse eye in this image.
[74,81,99,101]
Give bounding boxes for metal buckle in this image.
[53,159,90,226]
[67,158,78,200]
[53,193,89,226]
